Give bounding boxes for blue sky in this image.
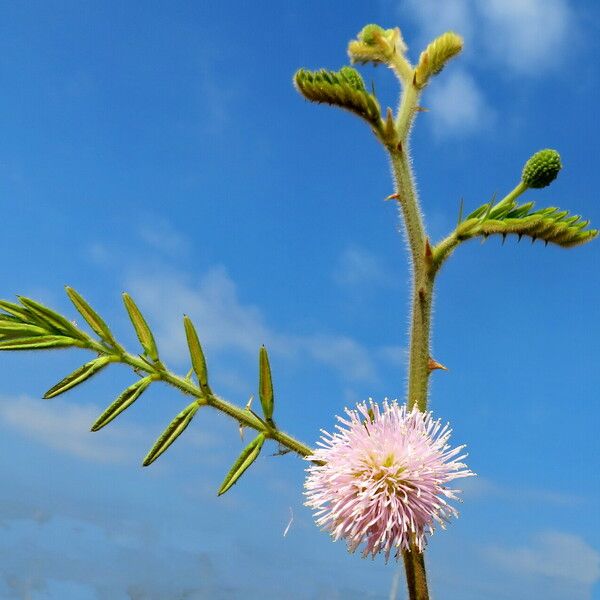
[0,1,599,598]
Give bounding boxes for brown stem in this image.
[402,546,430,600]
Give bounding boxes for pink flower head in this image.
[304,400,474,561]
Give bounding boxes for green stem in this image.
[431,180,528,274]
[387,77,432,599]
[388,92,432,414]
[85,340,315,459]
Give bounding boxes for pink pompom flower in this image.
[304,400,474,561]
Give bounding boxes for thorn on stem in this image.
[397,141,403,153]
[425,239,433,261]
[428,357,448,372]
[418,287,426,302]
[415,106,429,112]
[501,233,507,245]
[385,193,401,201]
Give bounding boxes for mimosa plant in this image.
[0,24,596,600]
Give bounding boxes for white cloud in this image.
[486,531,600,589]
[333,245,394,288]
[425,69,494,139]
[401,0,576,75]
[376,345,407,369]
[305,334,375,382]
[127,266,275,360]
[479,0,574,75]
[126,266,380,383]
[402,0,475,47]
[0,395,146,464]
[138,218,190,257]
[396,0,577,138]
[0,395,215,465]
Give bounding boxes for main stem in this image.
[388,78,434,600]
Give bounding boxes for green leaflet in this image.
[0,336,79,351]
[0,322,49,337]
[294,67,382,131]
[258,346,274,423]
[0,300,44,324]
[457,198,597,248]
[43,356,112,399]
[122,293,159,362]
[217,433,265,496]
[18,297,83,339]
[66,287,117,346]
[91,376,154,431]
[143,401,200,466]
[183,316,210,395]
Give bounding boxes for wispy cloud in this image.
[478,0,576,75]
[127,266,381,383]
[486,531,600,591]
[401,0,577,74]
[0,395,146,464]
[138,218,191,257]
[396,0,578,138]
[0,395,215,465]
[333,245,395,288]
[425,69,495,139]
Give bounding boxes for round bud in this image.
[522,149,562,189]
[359,24,385,46]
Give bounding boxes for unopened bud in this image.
[348,24,407,65]
[521,149,562,189]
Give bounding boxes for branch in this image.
[0,289,315,495]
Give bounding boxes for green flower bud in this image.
[348,24,407,66]
[359,24,385,46]
[522,149,562,189]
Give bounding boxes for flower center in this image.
[353,452,409,496]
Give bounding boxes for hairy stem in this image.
[388,75,432,599]
[388,95,432,413]
[402,549,430,600]
[431,181,529,274]
[84,340,315,459]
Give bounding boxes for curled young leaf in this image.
[294,67,382,131]
[44,356,112,399]
[455,199,597,248]
[414,32,463,89]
